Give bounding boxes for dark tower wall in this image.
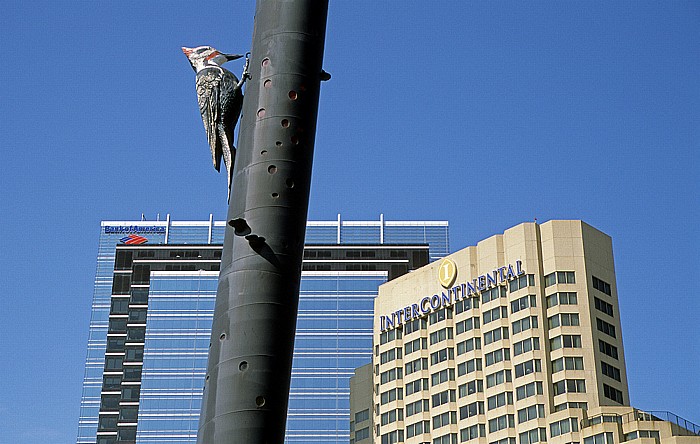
[197,1,329,443]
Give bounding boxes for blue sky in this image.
[0,1,698,443]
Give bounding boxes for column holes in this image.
[281,119,290,128]
[264,79,272,88]
[288,91,298,100]
[268,165,277,174]
[261,58,270,67]
[257,108,266,118]
[286,179,295,188]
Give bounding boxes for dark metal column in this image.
[197,0,329,442]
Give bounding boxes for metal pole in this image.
[197,0,329,442]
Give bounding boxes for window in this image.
[486,369,512,388]
[106,337,125,351]
[455,297,478,314]
[513,337,540,356]
[558,271,576,284]
[550,418,579,437]
[380,348,399,364]
[98,415,117,430]
[544,273,556,287]
[130,288,148,304]
[431,389,456,407]
[551,356,584,372]
[584,432,614,444]
[108,318,127,333]
[548,313,579,328]
[457,358,482,376]
[431,368,455,386]
[406,378,429,395]
[546,292,578,308]
[487,391,513,410]
[433,411,457,430]
[484,326,508,345]
[596,318,616,338]
[110,298,129,314]
[599,340,619,360]
[430,327,454,345]
[511,295,537,314]
[355,427,370,441]
[550,334,582,350]
[405,337,427,355]
[592,276,612,295]
[518,404,545,424]
[112,274,131,295]
[406,421,430,438]
[516,381,543,400]
[603,384,624,404]
[380,367,402,384]
[430,307,452,325]
[100,394,120,410]
[460,424,485,442]
[381,408,403,425]
[483,306,508,325]
[104,357,123,370]
[126,327,145,342]
[406,357,428,375]
[515,359,541,378]
[594,297,614,316]
[355,409,370,424]
[601,361,621,381]
[121,386,140,401]
[485,348,510,366]
[381,430,402,444]
[406,399,429,417]
[457,337,481,355]
[380,387,402,404]
[431,347,454,365]
[553,379,586,395]
[482,286,507,304]
[519,427,547,444]
[102,375,121,390]
[124,347,143,362]
[380,329,398,345]
[404,318,426,335]
[510,274,535,292]
[456,317,480,335]
[489,414,515,432]
[512,316,538,334]
[458,379,483,397]
[460,401,485,419]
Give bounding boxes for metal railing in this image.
[581,409,700,436]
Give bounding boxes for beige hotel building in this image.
[350,220,699,444]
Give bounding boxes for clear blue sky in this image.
[0,1,697,443]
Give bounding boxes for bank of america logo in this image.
[120,234,148,245]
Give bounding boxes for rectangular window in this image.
[457,337,481,355]
[430,308,452,325]
[512,316,538,335]
[485,348,510,366]
[513,337,540,356]
[380,348,397,364]
[509,274,535,292]
[596,318,616,338]
[488,414,515,432]
[403,318,426,335]
[460,401,484,419]
[551,356,584,373]
[486,369,512,388]
[594,297,614,317]
[511,295,537,314]
[433,411,457,430]
[546,292,578,308]
[603,384,624,404]
[557,271,576,284]
[430,327,454,345]
[553,379,586,395]
[380,367,402,385]
[430,347,454,365]
[484,326,508,345]
[431,368,455,387]
[456,317,479,335]
[431,389,456,408]
[601,361,621,381]
[515,381,543,401]
[599,340,619,360]
[458,379,483,397]
[487,391,513,410]
[406,399,430,417]
[518,427,547,444]
[483,306,508,325]
[460,424,486,442]
[517,404,545,424]
[405,357,428,375]
[355,409,370,424]
[550,334,581,350]
[550,418,579,437]
[592,276,612,295]
[110,298,129,314]
[455,297,478,314]
[380,387,403,405]
[514,359,541,378]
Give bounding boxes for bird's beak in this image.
[181,47,194,57]
[224,53,244,61]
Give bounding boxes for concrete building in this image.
[76,215,449,444]
[353,220,699,444]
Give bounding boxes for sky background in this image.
[0,1,698,443]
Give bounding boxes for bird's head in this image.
[182,46,243,73]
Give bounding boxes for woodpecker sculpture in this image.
[182,46,250,199]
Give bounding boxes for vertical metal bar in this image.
[197,1,329,443]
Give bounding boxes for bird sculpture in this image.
[182,45,250,199]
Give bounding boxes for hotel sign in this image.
[380,259,525,331]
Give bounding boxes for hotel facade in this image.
[351,220,699,444]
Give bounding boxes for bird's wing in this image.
[196,70,223,171]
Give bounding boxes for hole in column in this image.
[286,179,295,188]
[288,90,298,100]
[239,361,248,371]
[271,193,279,198]
[205,374,210,381]
[261,150,267,156]
[264,79,272,88]
[275,141,282,147]
[219,333,226,341]
[257,108,266,118]
[281,119,289,128]
[268,165,277,174]
[262,58,270,67]
[255,396,266,407]
[291,136,299,145]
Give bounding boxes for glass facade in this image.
[76,215,448,444]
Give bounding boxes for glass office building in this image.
[76,215,449,444]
